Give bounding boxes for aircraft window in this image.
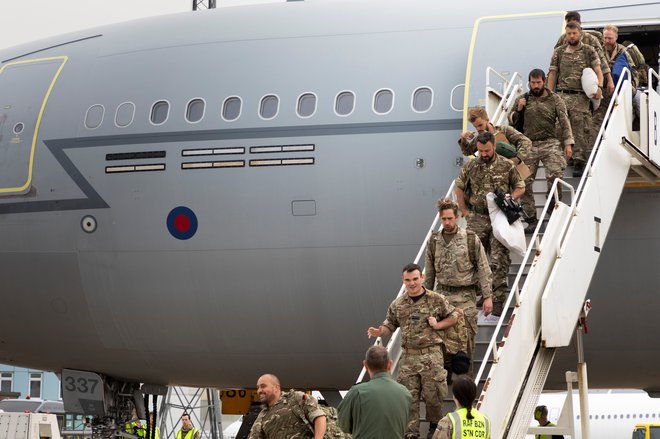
[13,123,24,135]
[259,95,279,120]
[588,415,592,419]
[412,87,433,112]
[85,104,105,129]
[335,91,355,116]
[115,102,135,128]
[373,89,394,115]
[186,98,205,123]
[150,100,169,125]
[607,415,611,419]
[297,93,317,118]
[222,97,242,121]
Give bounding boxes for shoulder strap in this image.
[286,391,315,435]
[466,229,477,267]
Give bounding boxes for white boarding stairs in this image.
[474,67,660,439]
[354,67,660,437]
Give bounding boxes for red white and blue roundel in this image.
[167,206,198,240]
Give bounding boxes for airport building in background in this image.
[0,364,61,400]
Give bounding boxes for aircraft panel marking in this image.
[166,206,198,240]
[181,160,245,169]
[0,55,68,195]
[0,118,460,215]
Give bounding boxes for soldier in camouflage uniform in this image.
[548,21,603,178]
[510,69,574,232]
[454,132,525,317]
[368,263,459,439]
[458,106,531,162]
[249,374,327,439]
[592,25,638,141]
[423,198,492,377]
[555,10,614,97]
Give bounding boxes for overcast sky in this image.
[0,0,280,50]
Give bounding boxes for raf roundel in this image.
[167,206,198,240]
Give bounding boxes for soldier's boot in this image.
[492,300,505,317]
[427,423,438,439]
[572,161,585,178]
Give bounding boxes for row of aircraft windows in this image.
[577,412,659,420]
[84,87,434,129]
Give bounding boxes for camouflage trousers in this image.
[591,93,612,146]
[439,287,477,377]
[521,139,567,221]
[467,212,510,303]
[558,92,592,165]
[397,350,448,436]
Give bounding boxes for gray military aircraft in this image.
[0,0,658,427]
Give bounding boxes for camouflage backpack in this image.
[285,390,351,439]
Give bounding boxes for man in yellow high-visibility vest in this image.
[534,405,564,439]
[176,413,200,439]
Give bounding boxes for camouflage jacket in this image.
[382,289,458,350]
[458,125,531,161]
[423,228,492,299]
[455,154,525,210]
[550,42,600,92]
[605,43,638,86]
[248,391,325,439]
[510,89,574,145]
[555,31,610,75]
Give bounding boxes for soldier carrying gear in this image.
[455,131,525,317]
[509,68,574,233]
[424,198,492,377]
[548,21,603,178]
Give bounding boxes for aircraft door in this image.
[462,12,565,130]
[0,56,67,195]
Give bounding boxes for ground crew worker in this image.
[455,131,525,317]
[337,345,412,439]
[534,405,564,439]
[147,413,160,439]
[592,24,638,140]
[177,413,200,439]
[367,263,459,439]
[547,21,603,178]
[125,407,146,438]
[555,10,614,97]
[458,106,531,163]
[248,374,327,439]
[432,375,491,439]
[510,68,574,232]
[423,198,492,376]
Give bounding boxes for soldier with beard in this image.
[455,132,525,317]
[555,10,614,97]
[547,22,603,178]
[592,24,638,139]
[510,69,574,232]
